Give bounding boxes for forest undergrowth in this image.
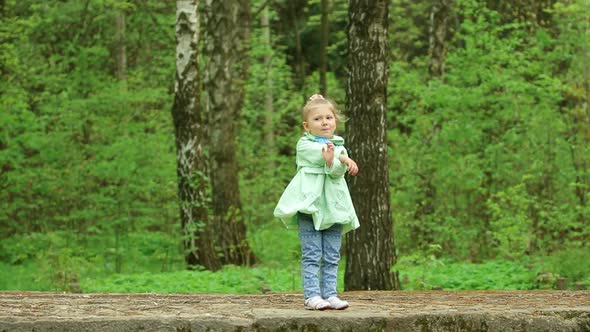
[1,228,588,293]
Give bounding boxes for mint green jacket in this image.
[273,133,360,234]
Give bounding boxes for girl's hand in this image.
[339,156,359,176]
[322,142,335,168]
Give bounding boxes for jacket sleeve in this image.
[297,139,348,178]
[325,146,348,178]
[296,139,325,167]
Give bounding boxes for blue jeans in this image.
[297,212,342,299]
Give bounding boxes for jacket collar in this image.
[304,132,344,146]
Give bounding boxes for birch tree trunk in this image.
[345,0,398,291]
[172,0,221,271]
[204,0,255,266]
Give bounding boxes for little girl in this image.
[274,94,359,310]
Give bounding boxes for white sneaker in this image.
[326,296,349,310]
[304,296,331,310]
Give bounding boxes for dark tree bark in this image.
[319,0,329,95]
[203,0,255,266]
[428,0,454,77]
[345,0,399,291]
[172,0,221,271]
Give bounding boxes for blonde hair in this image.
[302,94,345,122]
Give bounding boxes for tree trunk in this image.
[319,0,329,95]
[261,5,275,153]
[428,0,454,77]
[115,8,127,86]
[203,0,255,266]
[270,0,308,99]
[345,0,399,291]
[172,0,221,271]
[283,0,307,99]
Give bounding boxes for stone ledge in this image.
[1,291,588,331]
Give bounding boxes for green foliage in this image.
[389,0,589,262]
[389,0,431,62]
[248,223,300,267]
[0,261,53,291]
[396,258,538,291]
[81,265,307,294]
[2,230,582,294]
[394,244,445,290]
[545,248,590,283]
[486,183,535,258]
[0,231,183,289]
[4,248,582,293]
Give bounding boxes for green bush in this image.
[396,258,538,290]
[80,266,301,294]
[545,248,590,284]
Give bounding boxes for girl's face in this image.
[303,106,337,138]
